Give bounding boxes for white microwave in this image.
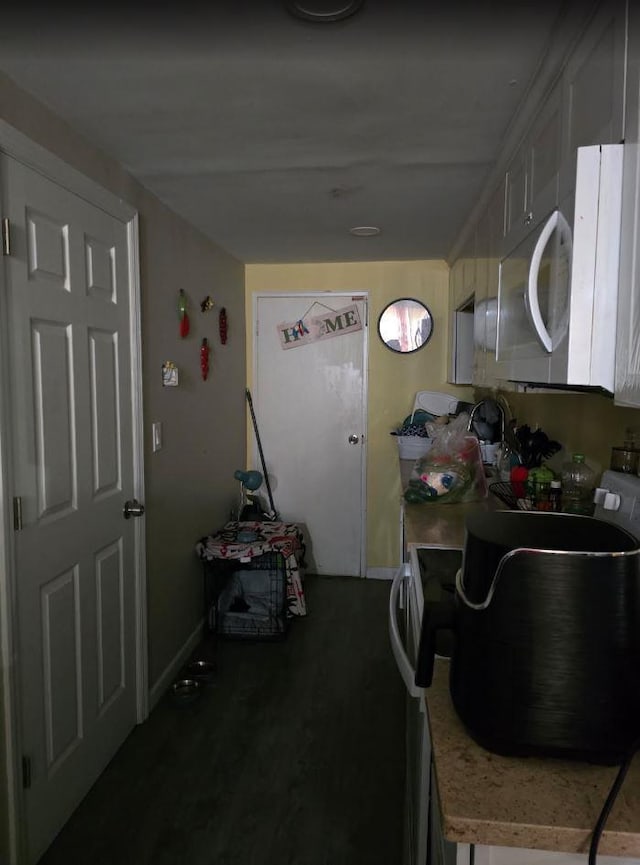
[496,144,623,392]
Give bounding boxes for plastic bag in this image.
[403,414,488,505]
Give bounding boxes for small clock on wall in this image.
[378,298,434,354]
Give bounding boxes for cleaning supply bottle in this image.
[561,454,596,515]
[549,480,562,512]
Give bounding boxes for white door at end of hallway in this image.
[255,294,367,577]
[1,154,141,863]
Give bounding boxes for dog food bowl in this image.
[169,678,202,704]
[184,659,216,684]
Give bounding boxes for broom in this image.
[245,388,278,520]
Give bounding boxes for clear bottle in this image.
[560,454,596,515]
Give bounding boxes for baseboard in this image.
[366,567,395,581]
[148,619,204,711]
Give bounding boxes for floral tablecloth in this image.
[196,521,306,617]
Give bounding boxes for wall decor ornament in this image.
[200,338,210,380]
[178,289,190,338]
[219,307,228,344]
[162,361,179,387]
[201,295,215,312]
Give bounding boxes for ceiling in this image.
[0,1,574,264]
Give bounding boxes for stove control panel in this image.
[593,469,640,540]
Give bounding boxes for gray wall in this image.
[0,72,246,860]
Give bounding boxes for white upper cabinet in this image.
[559,0,627,199]
[451,232,476,312]
[472,182,505,388]
[447,231,476,386]
[448,0,629,394]
[502,0,627,257]
[616,4,640,406]
[504,83,562,254]
[504,144,527,243]
[528,87,563,225]
[484,183,507,388]
[472,211,490,388]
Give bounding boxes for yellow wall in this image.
[245,261,473,569]
[494,389,640,478]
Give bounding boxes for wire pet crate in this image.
[204,551,289,641]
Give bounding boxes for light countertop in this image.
[425,639,640,858]
[401,458,503,549]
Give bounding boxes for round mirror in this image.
[377,298,434,353]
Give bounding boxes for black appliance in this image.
[416,510,640,765]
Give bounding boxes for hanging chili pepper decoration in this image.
[200,337,210,381]
[178,289,190,338]
[219,307,228,345]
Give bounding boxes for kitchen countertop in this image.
[426,651,640,857]
[401,458,503,549]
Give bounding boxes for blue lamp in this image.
[234,469,264,520]
[234,469,263,491]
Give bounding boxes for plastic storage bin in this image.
[397,436,434,460]
[394,390,459,460]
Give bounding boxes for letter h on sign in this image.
[280,319,310,344]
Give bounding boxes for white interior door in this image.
[255,294,367,577]
[1,154,142,863]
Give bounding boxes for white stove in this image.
[593,469,640,541]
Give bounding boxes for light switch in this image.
[152,422,162,452]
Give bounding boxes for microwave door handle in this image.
[527,210,556,353]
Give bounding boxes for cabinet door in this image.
[615,5,640,406]
[479,182,506,388]
[447,260,462,384]
[560,0,627,198]
[504,83,562,256]
[527,82,562,223]
[473,211,490,387]
[504,144,528,242]
[460,252,476,310]
[404,690,428,865]
[447,255,474,386]
[429,764,458,865]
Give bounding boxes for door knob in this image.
[123,499,145,519]
[348,434,359,444]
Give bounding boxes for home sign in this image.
[277,303,362,350]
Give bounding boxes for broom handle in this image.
[245,388,278,517]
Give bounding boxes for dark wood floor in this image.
[39,575,406,865]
